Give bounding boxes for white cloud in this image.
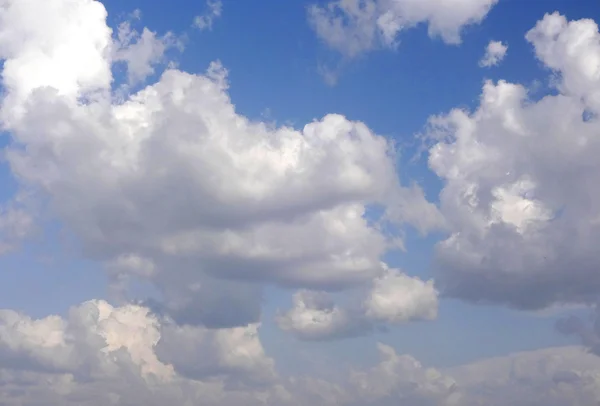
[194,0,223,31]
[479,40,508,67]
[0,0,112,115]
[308,0,498,58]
[425,12,600,310]
[0,0,441,331]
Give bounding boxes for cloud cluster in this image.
[0,302,599,406]
[308,0,498,57]
[425,12,600,310]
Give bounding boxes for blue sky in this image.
[1,0,600,405]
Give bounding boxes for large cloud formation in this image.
[2,0,600,404]
[427,12,600,310]
[0,0,441,330]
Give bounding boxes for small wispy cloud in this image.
[479,40,508,67]
[194,0,223,31]
[317,63,340,87]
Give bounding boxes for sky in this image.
[0,0,600,405]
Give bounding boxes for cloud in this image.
[194,0,223,31]
[308,0,498,58]
[479,40,508,67]
[277,266,438,340]
[0,0,441,332]
[0,304,599,406]
[113,19,183,86]
[423,12,600,310]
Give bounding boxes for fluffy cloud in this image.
[0,304,599,406]
[425,12,600,310]
[277,266,438,340]
[479,40,508,67]
[308,0,498,57]
[0,0,441,330]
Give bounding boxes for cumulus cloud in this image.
[277,266,438,340]
[424,12,600,310]
[308,0,498,58]
[0,305,598,406]
[0,0,441,332]
[194,0,223,31]
[479,40,508,67]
